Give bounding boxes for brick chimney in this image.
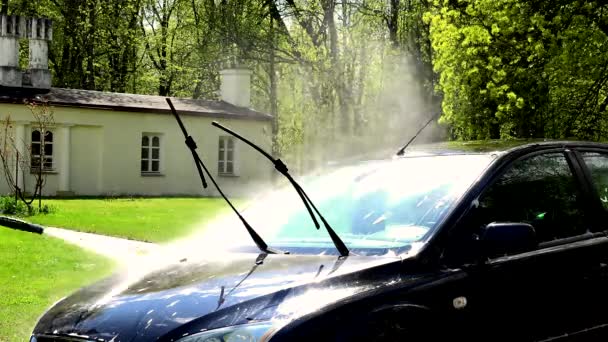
[0,15,25,87]
[0,15,52,91]
[26,18,52,89]
[220,67,251,108]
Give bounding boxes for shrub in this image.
[39,204,55,214]
[0,197,30,216]
[0,197,56,216]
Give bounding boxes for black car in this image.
[31,141,608,342]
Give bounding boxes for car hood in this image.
[33,252,405,341]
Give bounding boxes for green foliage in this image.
[426,0,608,140]
[0,196,29,216]
[7,0,142,92]
[11,0,607,165]
[0,196,55,216]
[3,0,447,171]
[38,203,55,214]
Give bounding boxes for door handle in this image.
[583,263,608,282]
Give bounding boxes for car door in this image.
[440,149,608,342]
[565,148,608,340]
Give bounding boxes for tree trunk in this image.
[84,0,97,89]
[388,0,400,48]
[323,0,349,138]
[158,6,171,96]
[269,15,279,159]
[354,44,367,135]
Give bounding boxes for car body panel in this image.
[32,141,608,342]
[33,253,406,341]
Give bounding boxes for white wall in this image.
[70,126,103,195]
[0,103,273,197]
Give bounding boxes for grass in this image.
[26,198,232,243]
[0,228,114,342]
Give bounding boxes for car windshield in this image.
[205,154,494,256]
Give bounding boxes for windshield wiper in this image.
[211,121,350,257]
[166,99,286,255]
[396,113,441,156]
[216,253,267,311]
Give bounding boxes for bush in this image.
[39,204,55,214]
[0,197,30,216]
[0,197,56,216]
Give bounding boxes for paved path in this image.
[44,227,159,261]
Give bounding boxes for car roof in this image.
[402,139,608,156]
[322,139,608,170]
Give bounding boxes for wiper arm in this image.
[168,99,207,188]
[214,123,318,228]
[216,253,267,311]
[396,113,440,156]
[212,121,350,257]
[166,99,285,255]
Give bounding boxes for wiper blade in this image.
[396,113,440,156]
[212,121,350,257]
[166,99,285,255]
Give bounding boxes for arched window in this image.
[31,129,53,170]
[141,133,161,173]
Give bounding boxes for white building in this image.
[0,15,273,197]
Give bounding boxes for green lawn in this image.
[0,228,114,342]
[27,198,232,243]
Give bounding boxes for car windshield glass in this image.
[204,154,494,255]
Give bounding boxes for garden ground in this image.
[0,228,114,341]
[26,197,233,243]
[0,197,236,341]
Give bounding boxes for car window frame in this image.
[479,148,594,247]
[438,147,598,264]
[570,147,608,233]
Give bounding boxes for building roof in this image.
[0,87,273,121]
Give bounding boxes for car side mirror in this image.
[479,222,537,259]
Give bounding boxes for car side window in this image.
[580,152,608,210]
[477,152,587,243]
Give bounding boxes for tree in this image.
[426,0,608,140]
[3,0,145,92]
[0,102,54,211]
[140,0,188,96]
[99,0,143,92]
